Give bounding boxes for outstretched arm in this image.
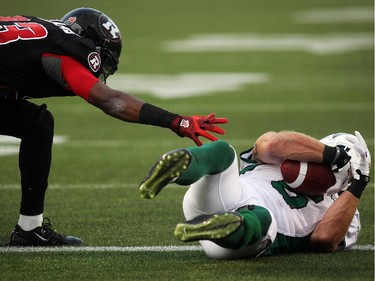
[48,54,227,146]
[88,81,145,123]
[88,81,228,146]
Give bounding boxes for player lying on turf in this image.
[139,130,371,259]
[0,8,227,246]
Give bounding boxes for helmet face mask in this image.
[98,46,118,81]
[320,132,361,182]
[61,7,122,82]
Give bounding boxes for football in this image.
[280,160,336,196]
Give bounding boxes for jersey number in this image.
[0,17,47,45]
[272,180,324,209]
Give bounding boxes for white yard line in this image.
[0,183,134,189]
[294,6,373,24]
[0,244,373,253]
[1,183,373,190]
[108,73,269,99]
[163,33,373,55]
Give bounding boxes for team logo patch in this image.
[88,52,101,72]
[180,119,190,128]
[102,19,120,39]
[67,17,76,24]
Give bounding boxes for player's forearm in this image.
[310,191,359,252]
[88,82,144,123]
[253,131,324,164]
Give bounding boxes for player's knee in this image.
[211,140,235,171]
[212,140,234,156]
[36,104,54,142]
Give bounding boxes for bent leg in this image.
[139,140,236,199]
[182,146,242,220]
[176,140,236,185]
[0,100,54,215]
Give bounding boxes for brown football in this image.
[281,160,336,196]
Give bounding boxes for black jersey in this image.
[0,15,102,98]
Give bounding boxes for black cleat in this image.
[139,148,192,199]
[8,218,83,246]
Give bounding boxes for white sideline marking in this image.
[0,183,189,190]
[163,33,373,55]
[351,245,375,251]
[294,6,373,24]
[0,244,372,253]
[0,183,136,190]
[0,135,67,144]
[0,135,67,156]
[1,182,373,190]
[0,245,202,253]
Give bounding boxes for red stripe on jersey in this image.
[42,53,100,101]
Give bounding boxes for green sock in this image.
[239,206,272,245]
[216,206,272,249]
[176,140,235,185]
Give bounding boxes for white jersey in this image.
[239,157,334,237]
[182,146,361,259]
[239,149,360,254]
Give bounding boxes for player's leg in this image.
[176,140,235,185]
[0,99,82,246]
[181,148,241,219]
[176,205,277,259]
[139,140,235,199]
[179,145,278,259]
[0,100,53,221]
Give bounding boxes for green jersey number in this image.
[272,180,324,209]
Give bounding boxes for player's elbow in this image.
[310,232,338,253]
[254,131,283,164]
[89,83,122,115]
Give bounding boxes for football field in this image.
[0,0,373,280]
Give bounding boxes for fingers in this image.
[211,126,226,134]
[198,130,218,142]
[186,113,228,146]
[353,143,366,159]
[191,134,203,146]
[203,114,229,124]
[211,117,229,124]
[355,131,368,151]
[199,117,227,135]
[200,123,226,134]
[354,131,371,163]
[344,134,358,145]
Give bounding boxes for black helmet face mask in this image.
[97,17,121,82]
[98,46,118,82]
[61,7,122,83]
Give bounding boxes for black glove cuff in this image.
[347,174,370,199]
[323,145,351,171]
[139,103,179,128]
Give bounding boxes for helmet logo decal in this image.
[67,17,77,24]
[102,20,120,39]
[88,52,101,72]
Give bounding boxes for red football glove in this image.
[170,113,228,146]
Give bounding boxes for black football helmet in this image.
[61,7,122,82]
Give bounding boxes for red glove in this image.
[170,113,228,146]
